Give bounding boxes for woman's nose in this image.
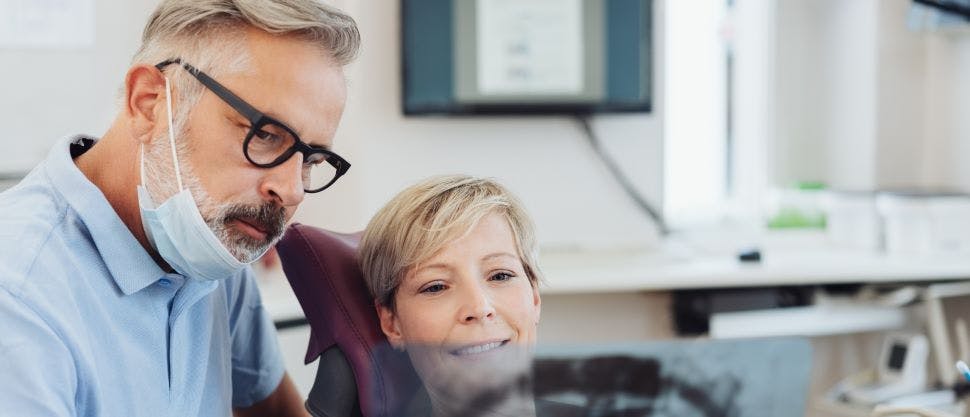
[459,282,496,323]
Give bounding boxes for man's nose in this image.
[459,281,496,323]
[258,152,305,207]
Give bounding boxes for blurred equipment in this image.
[822,190,881,251]
[927,282,970,387]
[876,191,970,256]
[912,0,970,20]
[837,333,930,406]
[672,286,813,336]
[868,382,970,417]
[909,0,970,32]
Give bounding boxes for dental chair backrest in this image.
[276,224,421,417]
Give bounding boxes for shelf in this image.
[710,305,912,338]
[539,248,970,295]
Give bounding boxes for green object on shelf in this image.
[767,208,826,229]
[795,181,826,191]
[766,182,828,229]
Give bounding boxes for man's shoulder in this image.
[0,171,74,292]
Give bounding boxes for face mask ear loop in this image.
[139,144,146,187]
[164,76,185,192]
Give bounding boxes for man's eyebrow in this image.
[308,141,333,151]
[260,110,332,150]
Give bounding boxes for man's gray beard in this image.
[142,133,277,264]
[200,198,277,263]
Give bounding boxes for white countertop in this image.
[538,248,970,294]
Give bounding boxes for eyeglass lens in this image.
[245,121,339,192]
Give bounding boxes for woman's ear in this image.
[532,284,541,325]
[376,302,405,350]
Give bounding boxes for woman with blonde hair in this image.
[359,175,580,417]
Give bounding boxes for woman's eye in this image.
[490,272,515,282]
[420,283,446,294]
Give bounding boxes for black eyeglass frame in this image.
[155,58,350,193]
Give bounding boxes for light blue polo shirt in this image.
[0,136,285,416]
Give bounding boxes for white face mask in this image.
[137,76,267,281]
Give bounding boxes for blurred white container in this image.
[876,192,970,256]
[821,190,881,251]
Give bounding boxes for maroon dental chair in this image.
[276,224,422,417]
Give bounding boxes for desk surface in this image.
[539,248,970,294]
[257,232,970,322]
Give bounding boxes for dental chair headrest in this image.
[276,223,420,417]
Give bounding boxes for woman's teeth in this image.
[452,340,507,356]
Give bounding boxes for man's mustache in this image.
[221,203,287,241]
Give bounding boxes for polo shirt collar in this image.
[44,135,167,295]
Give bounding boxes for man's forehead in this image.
[218,33,347,148]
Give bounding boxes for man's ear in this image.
[376,303,405,350]
[124,64,169,146]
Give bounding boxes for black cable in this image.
[914,0,970,20]
[575,115,669,235]
[274,317,309,330]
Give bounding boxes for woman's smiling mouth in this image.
[449,339,510,357]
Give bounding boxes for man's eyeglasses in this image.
[155,58,350,193]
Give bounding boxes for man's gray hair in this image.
[129,0,360,121]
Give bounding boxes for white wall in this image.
[299,0,666,251]
[923,35,970,190]
[874,0,932,189]
[765,0,950,192]
[730,0,773,217]
[663,0,726,223]
[0,0,158,173]
[771,0,879,190]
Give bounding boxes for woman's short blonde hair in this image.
[359,175,542,310]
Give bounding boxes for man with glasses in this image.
[0,1,358,416]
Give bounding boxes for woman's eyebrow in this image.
[414,263,452,274]
[412,253,518,276]
[481,252,518,262]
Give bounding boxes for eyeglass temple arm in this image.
[155,59,351,175]
[154,59,263,122]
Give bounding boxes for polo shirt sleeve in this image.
[228,268,286,408]
[0,287,77,416]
